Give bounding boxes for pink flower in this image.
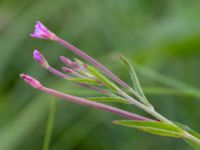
[20,74,42,89]
[33,50,49,68]
[30,21,56,40]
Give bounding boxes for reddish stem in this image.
[54,37,130,89]
[41,86,153,121]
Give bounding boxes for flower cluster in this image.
[19,21,200,147]
[21,21,154,121]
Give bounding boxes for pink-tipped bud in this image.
[60,56,79,68]
[30,21,56,40]
[60,56,72,65]
[20,74,42,89]
[62,67,74,73]
[33,50,49,68]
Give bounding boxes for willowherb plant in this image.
[21,21,200,149]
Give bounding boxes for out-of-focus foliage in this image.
[0,0,200,149]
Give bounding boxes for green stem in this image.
[117,87,200,147]
[42,98,56,150]
[182,131,200,145]
[142,105,200,147]
[150,110,200,146]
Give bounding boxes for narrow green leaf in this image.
[113,120,183,138]
[68,77,100,85]
[87,97,129,103]
[120,56,145,97]
[86,65,119,91]
[120,56,152,107]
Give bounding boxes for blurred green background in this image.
[1,0,200,149]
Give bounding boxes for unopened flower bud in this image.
[33,50,49,68]
[20,74,42,89]
[60,56,79,68]
[62,67,74,73]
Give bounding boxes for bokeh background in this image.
[0,0,200,149]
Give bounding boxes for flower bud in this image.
[62,67,74,73]
[33,50,49,68]
[60,56,79,68]
[20,74,42,89]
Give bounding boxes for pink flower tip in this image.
[33,50,49,68]
[62,67,74,73]
[60,56,71,64]
[20,74,42,89]
[60,56,79,68]
[30,21,56,40]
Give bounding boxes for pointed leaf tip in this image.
[120,56,152,108]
